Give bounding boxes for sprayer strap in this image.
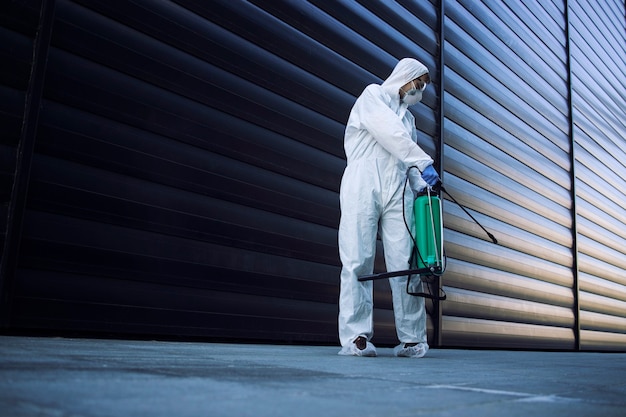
[358,267,441,282]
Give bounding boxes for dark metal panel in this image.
[0,26,33,291]
[12,268,339,342]
[6,0,441,344]
[42,53,343,165]
[35,103,340,231]
[21,213,340,302]
[0,1,43,276]
[0,0,41,237]
[0,0,53,328]
[0,86,24,196]
[246,0,440,150]
[4,0,344,341]
[178,0,374,104]
[54,0,349,158]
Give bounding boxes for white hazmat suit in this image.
[338,58,434,357]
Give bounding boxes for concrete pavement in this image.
[1,335,625,416]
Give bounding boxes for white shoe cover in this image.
[338,341,377,357]
[394,342,429,358]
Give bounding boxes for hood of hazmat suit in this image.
[381,57,429,107]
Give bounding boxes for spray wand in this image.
[438,183,498,244]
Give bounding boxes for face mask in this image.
[402,80,425,106]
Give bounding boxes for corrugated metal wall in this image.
[441,0,576,349]
[441,0,626,351]
[0,0,48,326]
[0,0,624,350]
[0,0,441,344]
[569,0,626,350]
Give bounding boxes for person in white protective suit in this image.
[337,58,440,358]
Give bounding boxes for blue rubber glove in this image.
[421,165,440,187]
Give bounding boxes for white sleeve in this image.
[408,167,428,195]
[357,86,433,172]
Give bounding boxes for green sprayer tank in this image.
[413,192,443,273]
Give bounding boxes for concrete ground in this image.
[0,335,625,416]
